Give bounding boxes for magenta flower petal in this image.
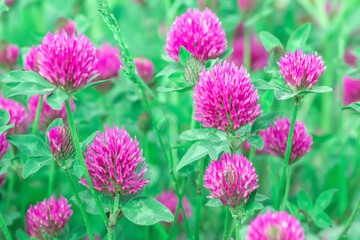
[156,190,192,223]
[134,57,154,83]
[238,0,255,11]
[204,152,259,208]
[344,47,357,68]
[26,195,73,238]
[37,30,98,94]
[261,117,312,163]
[80,124,150,196]
[165,8,227,62]
[343,76,360,106]
[28,94,75,131]
[246,211,305,240]
[278,49,326,91]
[47,125,75,163]
[193,60,262,132]
[95,42,123,81]
[0,96,29,134]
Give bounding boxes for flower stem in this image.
[281,166,293,211]
[32,94,44,135]
[338,197,360,239]
[64,99,109,227]
[47,161,56,197]
[195,158,205,240]
[243,24,251,71]
[223,209,231,240]
[0,212,11,240]
[108,192,120,240]
[6,170,14,208]
[64,168,94,240]
[277,102,299,210]
[235,218,241,240]
[248,146,256,162]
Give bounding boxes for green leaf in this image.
[121,196,174,226]
[314,212,332,228]
[205,198,223,207]
[255,194,270,202]
[245,202,264,218]
[6,71,54,88]
[81,78,109,91]
[71,190,113,215]
[208,141,229,160]
[287,202,299,217]
[251,112,281,134]
[157,85,194,93]
[16,231,30,240]
[7,135,51,157]
[274,89,297,100]
[247,135,264,150]
[72,160,84,178]
[219,48,234,59]
[154,62,184,79]
[313,189,337,214]
[2,211,21,226]
[342,101,360,112]
[0,109,11,126]
[252,79,277,90]
[46,91,69,110]
[7,82,54,97]
[286,23,311,51]
[298,86,333,95]
[180,129,221,141]
[179,46,192,66]
[22,157,52,178]
[297,190,313,213]
[80,132,97,152]
[68,225,87,240]
[259,31,284,51]
[176,141,209,172]
[0,123,14,136]
[261,90,274,111]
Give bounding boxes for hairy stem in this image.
[339,197,360,239]
[235,218,241,240]
[64,168,94,240]
[277,102,298,210]
[195,158,205,240]
[65,99,109,227]
[108,192,120,240]
[281,166,293,211]
[248,146,256,162]
[223,209,231,240]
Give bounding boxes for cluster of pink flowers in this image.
[25,30,98,94]
[0,96,29,134]
[165,8,227,62]
[193,60,262,132]
[246,211,305,240]
[134,57,154,83]
[95,42,123,81]
[47,125,75,163]
[278,49,326,91]
[26,195,73,239]
[343,76,360,105]
[156,190,192,223]
[231,24,268,71]
[80,124,150,196]
[55,18,76,36]
[0,41,19,69]
[204,152,259,208]
[27,94,75,131]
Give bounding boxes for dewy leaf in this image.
[180,129,221,141]
[22,157,52,178]
[121,196,174,226]
[314,212,332,228]
[297,190,313,213]
[286,23,311,51]
[208,141,229,160]
[259,31,284,52]
[7,135,51,157]
[176,141,209,172]
[313,189,337,214]
[154,62,184,79]
[251,112,281,134]
[71,190,113,215]
[205,198,223,207]
[179,46,192,66]
[0,109,11,126]
[248,135,264,150]
[46,91,69,110]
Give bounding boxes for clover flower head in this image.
[26,195,73,239]
[278,49,326,91]
[193,60,262,132]
[80,124,150,196]
[0,96,29,134]
[165,8,227,62]
[246,211,305,240]
[156,190,192,223]
[204,152,259,208]
[134,57,154,83]
[47,125,75,163]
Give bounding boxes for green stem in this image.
[108,193,120,240]
[32,94,44,135]
[64,168,94,240]
[0,212,11,240]
[243,24,251,71]
[6,170,14,208]
[338,197,360,239]
[195,158,205,240]
[64,99,109,227]
[223,209,231,240]
[47,161,56,197]
[235,218,241,240]
[277,102,299,210]
[227,220,235,240]
[248,146,256,162]
[281,166,293,211]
